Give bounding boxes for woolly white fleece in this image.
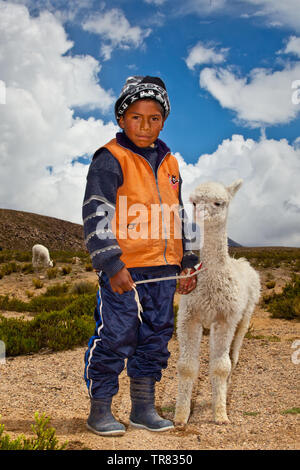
[175,179,261,425]
[32,244,53,268]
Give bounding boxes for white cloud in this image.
[144,0,166,5]
[185,42,229,70]
[199,63,300,127]
[82,8,152,60]
[177,134,300,247]
[174,0,300,32]
[0,1,118,225]
[281,36,300,58]
[243,0,300,33]
[177,0,226,15]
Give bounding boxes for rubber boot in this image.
[86,397,126,436]
[129,377,174,432]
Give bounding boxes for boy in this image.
[82,76,198,436]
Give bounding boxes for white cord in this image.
[132,266,205,323]
[134,266,206,285]
[132,286,143,323]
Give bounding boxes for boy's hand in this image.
[176,268,197,295]
[110,267,135,294]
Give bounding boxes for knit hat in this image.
[114,75,170,123]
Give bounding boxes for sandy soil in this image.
[0,264,299,450]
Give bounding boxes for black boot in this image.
[87,397,126,436]
[129,377,174,432]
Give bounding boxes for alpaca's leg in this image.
[174,317,203,426]
[209,322,235,424]
[230,309,253,371]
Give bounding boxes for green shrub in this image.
[0,295,26,312]
[229,247,300,270]
[0,281,91,314]
[266,281,276,289]
[281,407,300,415]
[0,412,67,450]
[51,250,89,264]
[0,292,77,314]
[262,275,300,320]
[14,251,32,263]
[27,294,78,314]
[0,293,96,356]
[1,262,19,276]
[43,282,70,297]
[0,251,13,264]
[69,281,97,295]
[61,266,72,275]
[293,259,300,273]
[47,267,58,279]
[33,278,44,289]
[22,263,34,274]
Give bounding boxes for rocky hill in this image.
[0,209,86,252]
[0,208,242,252]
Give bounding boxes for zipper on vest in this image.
[116,143,171,265]
[155,156,169,265]
[133,151,170,265]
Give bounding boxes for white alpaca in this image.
[175,179,261,425]
[32,244,53,268]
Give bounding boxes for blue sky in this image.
[0,0,300,246]
[63,0,298,161]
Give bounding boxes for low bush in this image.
[266,281,276,289]
[32,278,44,289]
[0,412,68,450]
[22,263,34,274]
[47,267,58,279]
[262,274,300,320]
[61,266,72,275]
[229,247,300,270]
[0,251,13,264]
[69,281,97,295]
[0,294,96,356]
[0,291,79,314]
[43,282,70,297]
[14,251,32,263]
[1,262,19,276]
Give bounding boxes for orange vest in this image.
[104,138,183,269]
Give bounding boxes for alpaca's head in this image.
[189,179,243,227]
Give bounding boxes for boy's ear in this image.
[119,116,125,129]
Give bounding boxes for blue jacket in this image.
[82,132,198,277]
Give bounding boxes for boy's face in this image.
[119,99,165,148]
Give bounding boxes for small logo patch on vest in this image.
[168,174,179,189]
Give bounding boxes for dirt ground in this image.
[0,263,299,450]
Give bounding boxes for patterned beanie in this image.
[114,75,170,123]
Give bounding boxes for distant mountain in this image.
[228,238,242,247]
[0,209,242,253]
[187,222,242,249]
[0,209,85,252]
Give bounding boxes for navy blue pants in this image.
[84,270,177,399]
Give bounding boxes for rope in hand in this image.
[133,262,204,285]
[132,263,205,323]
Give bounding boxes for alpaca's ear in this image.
[227,179,243,198]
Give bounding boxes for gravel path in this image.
[0,265,299,450]
[0,305,299,450]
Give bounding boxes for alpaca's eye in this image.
[214,202,221,206]
[192,202,196,207]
